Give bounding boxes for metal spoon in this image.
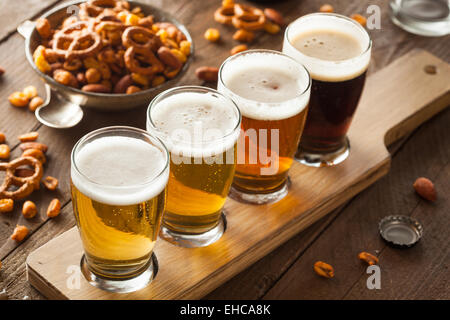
[17,20,84,129]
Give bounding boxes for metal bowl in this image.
[23,0,194,111]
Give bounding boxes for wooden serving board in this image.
[26,49,450,300]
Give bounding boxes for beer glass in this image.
[283,13,372,167]
[218,50,311,204]
[147,86,241,247]
[71,126,169,293]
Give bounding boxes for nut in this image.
[131,73,149,86]
[18,132,39,142]
[0,199,14,213]
[43,176,58,191]
[263,21,281,34]
[319,4,334,13]
[47,198,61,218]
[358,252,379,266]
[28,97,44,112]
[413,177,437,201]
[113,75,133,93]
[233,29,254,42]
[8,92,29,108]
[195,66,219,82]
[126,85,141,94]
[22,201,38,219]
[230,44,248,55]
[0,132,5,144]
[157,46,182,70]
[54,70,78,88]
[23,86,38,99]
[204,28,221,42]
[313,261,334,278]
[81,83,111,93]
[351,14,367,27]
[152,75,165,87]
[179,40,191,56]
[11,225,29,242]
[0,144,10,159]
[264,8,285,26]
[22,148,46,164]
[20,142,48,153]
[85,68,102,84]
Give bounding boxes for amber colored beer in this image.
[70,126,169,293]
[218,50,311,203]
[283,13,372,166]
[147,86,241,247]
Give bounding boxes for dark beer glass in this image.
[283,13,372,167]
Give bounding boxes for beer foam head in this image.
[147,87,241,158]
[71,134,169,206]
[218,50,311,121]
[283,13,371,82]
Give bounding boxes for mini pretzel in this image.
[0,157,43,200]
[53,22,102,60]
[232,4,266,31]
[124,46,164,75]
[122,26,162,52]
[214,6,235,25]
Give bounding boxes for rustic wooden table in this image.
[0,0,448,300]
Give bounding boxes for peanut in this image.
[0,132,5,144]
[157,46,182,70]
[413,177,437,201]
[18,132,39,142]
[179,40,191,56]
[11,225,29,242]
[319,4,334,13]
[23,86,38,99]
[151,75,165,87]
[264,8,285,26]
[264,21,281,34]
[43,176,58,191]
[126,85,141,94]
[170,49,187,63]
[351,14,367,27]
[20,142,48,153]
[358,252,379,266]
[22,201,38,219]
[230,44,248,55]
[131,73,149,86]
[8,92,29,108]
[29,96,44,112]
[313,261,334,278]
[81,83,111,93]
[204,28,220,42]
[195,66,219,82]
[0,199,14,213]
[0,144,10,159]
[85,68,102,84]
[233,29,254,42]
[47,198,61,218]
[22,148,46,164]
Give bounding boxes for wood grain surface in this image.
[0,0,449,300]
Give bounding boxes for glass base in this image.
[160,213,226,248]
[296,137,350,167]
[229,178,289,205]
[390,0,450,37]
[80,254,157,293]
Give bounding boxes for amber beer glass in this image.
[147,86,241,247]
[70,126,169,293]
[283,13,372,167]
[218,50,311,204]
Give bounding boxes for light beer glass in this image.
[218,50,311,204]
[71,126,169,293]
[283,13,372,167]
[147,86,241,248]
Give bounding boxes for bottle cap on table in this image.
[378,215,423,248]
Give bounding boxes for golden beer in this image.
[70,126,169,293]
[147,86,241,247]
[218,50,311,204]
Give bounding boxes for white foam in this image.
[71,136,169,206]
[147,91,240,158]
[283,13,371,82]
[218,51,310,121]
